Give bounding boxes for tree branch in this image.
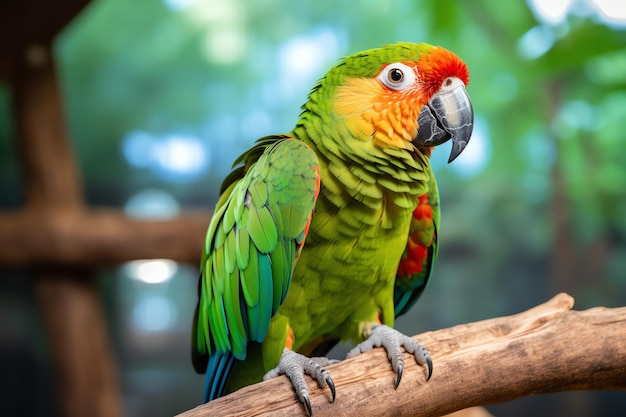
[0,209,209,266]
[176,293,626,417]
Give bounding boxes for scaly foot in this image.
[263,348,336,416]
[346,324,432,388]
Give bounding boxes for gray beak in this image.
[413,84,474,163]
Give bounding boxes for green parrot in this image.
[192,42,473,413]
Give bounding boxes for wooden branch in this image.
[177,293,626,417]
[0,208,209,266]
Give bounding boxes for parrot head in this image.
[325,42,473,163]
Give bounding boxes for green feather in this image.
[248,205,278,254]
[349,164,376,184]
[222,202,236,234]
[270,170,290,192]
[213,223,227,249]
[237,206,249,229]
[204,202,227,254]
[209,295,230,353]
[203,257,213,301]
[224,269,247,359]
[241,242,259,308]
[278,204,300,238]
[254,253,273,340]
[224,230,237,274]
[235,226,250,270]
[250,181,268,208]
[328,161,360,191]
[270,240,287,312]
[391,192,418,209]
[378,177,412,193]
[212,248,226,294]
[233,184,247,221]
[199,271,212,351]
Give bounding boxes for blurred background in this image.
[1,0,625,416]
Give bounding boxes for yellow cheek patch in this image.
[333,78,379,138]
[333,77,426,150]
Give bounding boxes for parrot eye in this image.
[378,63,416,91]
[389,68,404,82]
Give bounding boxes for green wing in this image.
[393,164,440,317]
[193,136,320,368]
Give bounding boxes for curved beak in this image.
[414,83,474,163]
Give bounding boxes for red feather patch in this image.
[397,194,434,276]
[417,47,470,98]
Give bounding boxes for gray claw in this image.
[263,348,335,415]
[347,324,433,389]
[326,374,336,402]
[303,393,312,416]
[426,353,433,381]
[394,363,403,390]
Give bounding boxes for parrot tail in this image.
[203,352,235,402]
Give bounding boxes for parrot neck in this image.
[291,111,432,221]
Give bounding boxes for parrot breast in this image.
[280,113,433,348]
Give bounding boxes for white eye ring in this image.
[378,63,416,91]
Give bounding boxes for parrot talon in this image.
[394,363,403,389]
[347,324,432,389]
[303,393,312,416]
[263,348,335,414]
[425,353,433,381]
[326,374,336,402]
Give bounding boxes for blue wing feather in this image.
[203,352,236,402]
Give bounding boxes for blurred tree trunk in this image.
[11,43,123,417]
[547,81,576,296]
[35,272,122,417]
[546,80,598,417]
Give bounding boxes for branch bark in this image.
[0,208,209,266]
[177,293,626,417]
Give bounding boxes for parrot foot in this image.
[346,324,432,389]
[263,348,337,416]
